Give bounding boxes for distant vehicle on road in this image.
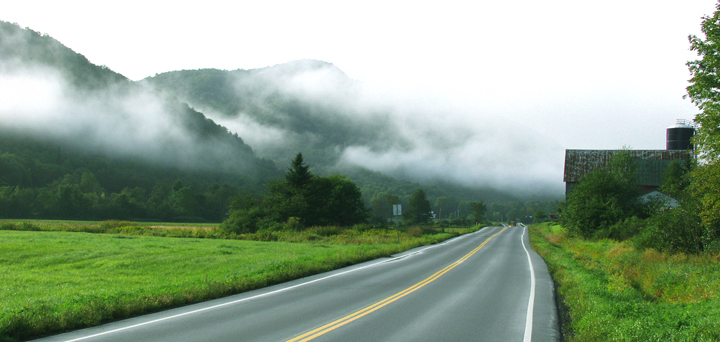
[509,221,516,227]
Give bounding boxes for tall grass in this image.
[0,220,465,245]
[0,222,477,341]
[530,223,720,341]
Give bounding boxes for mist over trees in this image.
[142,61,565,200]
[0,21,276,177]
[0,20,562,225]
[0,131,275,222]
[144,64,553,212]
[0,21,281,222]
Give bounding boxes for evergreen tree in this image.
[404,189,432,225]
[285,153,313,189]
[469,201,487,223]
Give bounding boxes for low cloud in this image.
[0,63,258,175]
[190,61,566,197]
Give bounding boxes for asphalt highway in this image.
[34,225,560,342]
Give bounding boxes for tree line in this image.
[0,134,269,222]
[219,154,494,234]
[220,153,369,233]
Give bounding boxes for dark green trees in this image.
[404,189,432,225]
[469,201,487,223]
[309,175,369,227]
[434,197,448,220]
[285,153,313,189]
[369,192,400,223]
[221,153,369,233]
[687,3,720,237]
[559,150,642,238]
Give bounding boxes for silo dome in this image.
[666,119,695,150]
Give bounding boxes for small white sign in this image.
[393,204,402,216]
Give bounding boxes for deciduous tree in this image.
[686,3,720,238]
[559,150,642,238]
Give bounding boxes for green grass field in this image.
[530,223,720,341]
[0,221,472,341]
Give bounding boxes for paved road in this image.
[34,225,560,342]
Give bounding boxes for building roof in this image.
[563,150,690,186]
[639,190,679,208]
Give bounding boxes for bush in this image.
[306,226,340,237]
[248,230,278,241]
[1,222,18,230]
[600,216,647,241]
[285,217,303,231]
[220,207,268,234]
[451,218,467,227]
[559,150,642,238]
[635,207,705,254]
[407,226,423,237]
[368,216,389,228]
[351,223,371,233]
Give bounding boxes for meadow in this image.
[530,223,720,341]
[0,220,474,341]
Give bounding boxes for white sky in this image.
[2,0,717,154]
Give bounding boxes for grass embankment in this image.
[530,223,720,341]
[0,221,475,341]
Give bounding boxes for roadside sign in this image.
[393,204,402,216]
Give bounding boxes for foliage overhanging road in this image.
[34,226,559,342]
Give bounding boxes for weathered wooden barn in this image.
[563,120,695,198]
[563,149,690,196]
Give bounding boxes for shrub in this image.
[600,216,647,241]
[436,220,450,228]
[407,226,423,237]
[352,223,371,232]
[220,207,267,234]
[1,222,17,230]
[249,230,278,241]
[559,150,642,238]
[306,226,340,236]
[285,217,303,231]
[635,207,704,254]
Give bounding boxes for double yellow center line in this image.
[287,227,507,342]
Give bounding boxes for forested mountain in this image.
[0,20,544,224]
[143,61,522,208]
[143,61,393,168]
[0,21,281,222]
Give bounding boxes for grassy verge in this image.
[0,222,477,341]
[0,220,464,244]
[529,223,720,341]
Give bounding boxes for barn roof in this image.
[563,150,690,186]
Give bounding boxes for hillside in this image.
[0,20,553,224]
[0,21,281,222]
[143,61,392,168]
[143,62,525,206]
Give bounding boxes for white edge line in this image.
[62,256,391,342]
[521,225,536,342]
[61,228,490,342]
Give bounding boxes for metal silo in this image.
[666,119,695,150]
